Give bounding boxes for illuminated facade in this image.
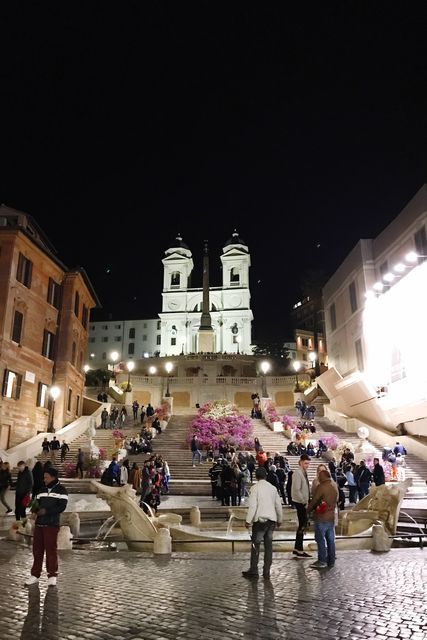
[320,185,427,434]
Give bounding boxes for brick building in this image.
[0,206,99,448]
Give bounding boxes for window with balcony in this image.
[329,303,337,331]
[42,330,55,360]
[349,281,358,313]
[37,382,49,408]
[47,278,61,309]
[16,253,33,288]
[74,291,80,317]
[11,310,23,344]
[2,369,22,399]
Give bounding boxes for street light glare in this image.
[260,361,270,375]
[110,351,119,362]
[293,360,301,372]
[50,386,61,400]
[149,366,157,375]
[405,251,418,263]
[165,362,173,374]
[83,364,90,373]
[127,361,135,372]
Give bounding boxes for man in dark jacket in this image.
[355,461,372,499]
[25,467,68,587]
[373,458,385,486]
[15,461,33,521]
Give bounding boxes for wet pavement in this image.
[0,541,427,639]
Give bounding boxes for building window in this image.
[74,292,80,317]
[11,310,24,344]
[78,351,83,369]
[2,369,22,399]
[143,323,147,329]
[129,328,135,339]
[67,388,72,412]
[42,330,55,360]
[90,325,95,331]
[101,337,108,343]
[302,353,307,361]
[171,337,176,346]
[16,253,33,288]
[47,278,61,309]
[355,338,364,371]
[128,342,135,355]
[415,226,427,259]
[76,395,80,416]
[102,352,106,360]
[102,325,108,330]
[89,337,96,343]
[114,324,121,329]
[349,281,358,314]
[379,261,389,279]
[37,382,49,408]
[171,271,181,287]
[301,337,309,347]
[82,305,88,329]
[71,342,76,365]
[230,268,240,285]
[114,336,121,342]
[157,320,161,330]
[330,303,337,331]
[142,335,147,341]
[156,335,161,345]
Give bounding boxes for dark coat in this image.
[34,479,68,527]
[15,467,33,496]
[373,464,385,486]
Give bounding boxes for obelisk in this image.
[197,240,215,353]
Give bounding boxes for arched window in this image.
[230,268,240,285]
[171,272,181,287]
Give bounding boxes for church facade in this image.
[159,231,253,356]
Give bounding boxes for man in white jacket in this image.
[291,453,312,558]
[242,466,283,580]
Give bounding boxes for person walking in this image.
[24,467,68,587]
[0,461,13,514]
[14,461,33,521]
[306,468,338,569]
[373,458,385,486]
[75,449,84,479]
[242,466,283,580]
[291,454,312,558]
[190,435,203,467]
[60,440,70,463]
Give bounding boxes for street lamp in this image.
[309,352,316,370]
[236,335,241,354]
[165,362,173,397]
[293,360,301,391]
[110,351,119,383]
[126,360,135,392]
[83,364,90,373]
[49,386,61,432]
[149,366,157,375]
[260,360,270,398]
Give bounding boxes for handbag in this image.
[21,494,30,508]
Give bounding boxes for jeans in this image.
[249,520,276,576]
[294,502,307,551]
[192,450,202,465]
[314,520,336,565]
[348,485,358,503]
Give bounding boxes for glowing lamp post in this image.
[126,360,135,392]
[165,362,173,397]
[109,351,119,384]
[293,360,301,392]
[309,351,317,371]
[49,386,61,432]
[83,364,90,374]
[149,365,157,375]
[260,361,270,398]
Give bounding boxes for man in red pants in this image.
[25,467,68,587]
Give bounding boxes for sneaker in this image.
[242,570,259,579]
[47,577,57,587]
[25,575,39,586]
[310,561,328,569]
[192,465,195,468]
[6,509,13,515]
[293,550,312,558]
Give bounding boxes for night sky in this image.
[2,3,427,340]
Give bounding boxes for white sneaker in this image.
[192,465,195,468]
[47,576,57,587]
[25,575,39,586]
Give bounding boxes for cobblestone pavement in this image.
[1,542,427,640]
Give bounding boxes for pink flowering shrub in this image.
[112,429,125,440]
[188,401,253,449]
[365,455,393,481]
[321,434,339,450]
[281,414,297,430]
[264,401,279,424]
[63,462,76,478]
[98,447,107,461]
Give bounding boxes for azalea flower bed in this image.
[155,400,171,422]
[188,400,253,449]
